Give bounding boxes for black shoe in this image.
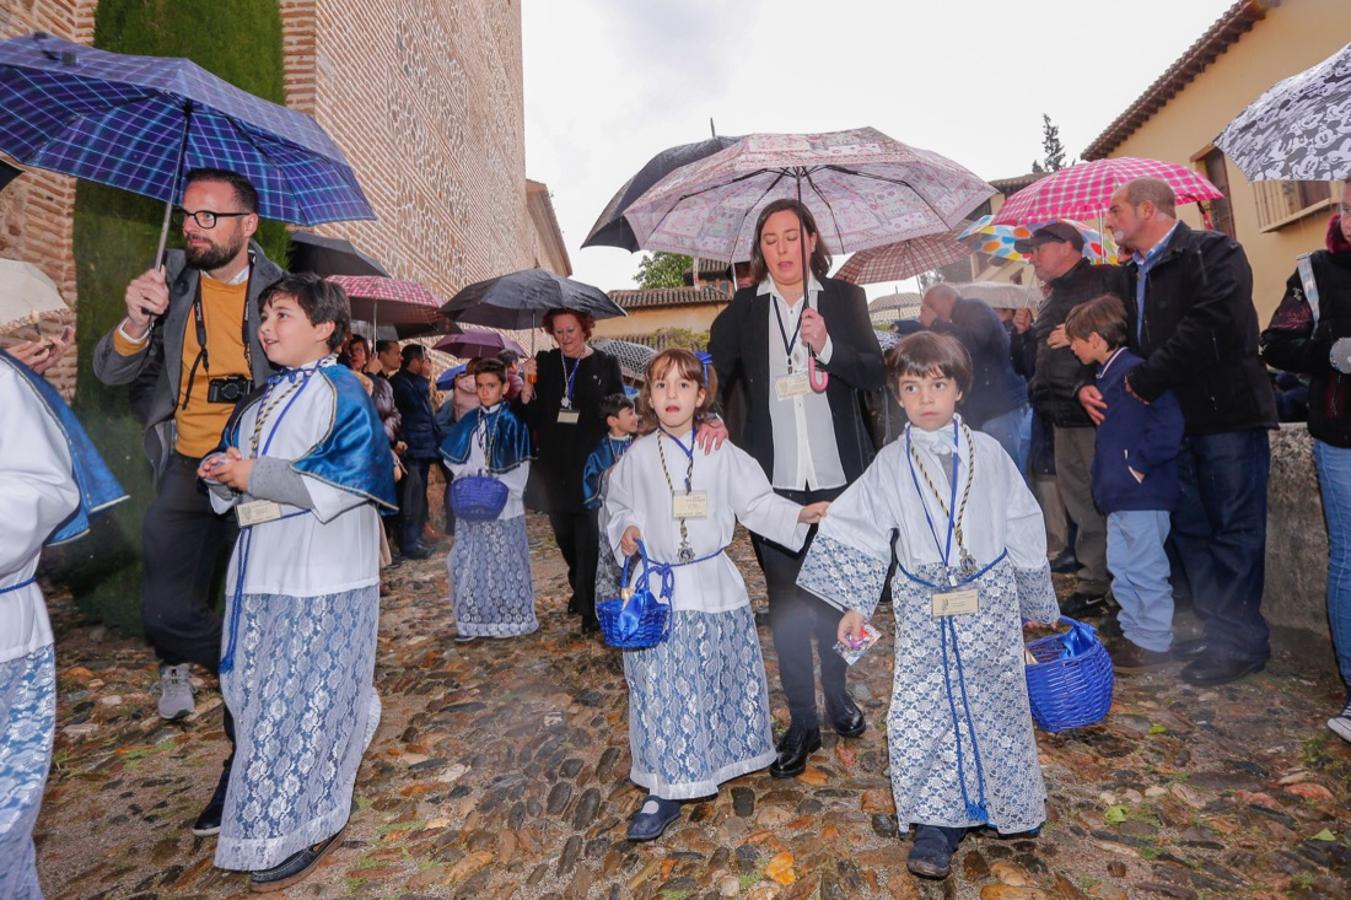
[625,795,682,841]
[1049,549,1078,574]
[248,827,345,892]
[825,692,866,738]
[1060,590,1107,618]
[402,542,432,560]
[191,765,231,837]
[768,724,821,779]
[754,609,772,629]
[567,596,580,615]
[1170,637,1210,660]
[1180,654,1265,686]
[907,825,965,880]
[581,619,600,635]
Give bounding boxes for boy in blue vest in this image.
[1066,295,1185,673]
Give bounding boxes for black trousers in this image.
[400,458,432,549]
[549,509,598,625]
[752,485,848,730]
[142,453,237,669]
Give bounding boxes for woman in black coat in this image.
[519,308,623,632]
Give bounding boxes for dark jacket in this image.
[1091,349,1185,514]
[370,372,401,445]
[930,297,1027,427]
[91,242,285,479]
[1260,247,1351,447]
[390,369,441,459]
[518,348,624,514]
[1014,259,1124,427]
[1122,221,1277,435]
[708,277,885,484]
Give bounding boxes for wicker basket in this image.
[1024,616,1114,733]
[450,474,508,521]
[596,541,672,650]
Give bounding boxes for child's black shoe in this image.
[906,824,966,879]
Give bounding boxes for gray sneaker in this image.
[157,663,195,720]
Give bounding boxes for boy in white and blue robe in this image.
[205,356,396,875]
[0,349,126,898]
[798,415,1058,865]
[440,397,535,638]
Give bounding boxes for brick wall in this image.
[0,0,97,397]
[281,0,535,300]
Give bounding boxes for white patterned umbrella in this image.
[622,127,994,261]
[1216,42,1351,181]
[0,258,66,332]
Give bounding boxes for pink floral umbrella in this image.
[326,274,445,336]
[623,127,994,261]
[991,157,1223,226]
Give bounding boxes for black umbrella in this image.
[289,231,390,278]
[440,268,625,331]
[0,159,20,192]
[582,135,740,251]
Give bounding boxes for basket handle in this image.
[619,539,672,605]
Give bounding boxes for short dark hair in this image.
[498,349,521,366]
[1064,295,1129,349]
[401,343,426,367]
[185,168,259,214]
[258,273,350,351]
[885,331,972,395]
[471,357,507,383]
[375,339,398,355]
[543,308,596,340]
[749,199,833,286]
[600,392,634,420]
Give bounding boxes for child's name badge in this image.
[774,372,811,400]
[931,588,979,617]
[236,499,283,527]
[557,408,580,424]
[672,491,709,519]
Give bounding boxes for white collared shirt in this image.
[759,276,846,491]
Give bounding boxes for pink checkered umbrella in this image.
[991,157,1223,225]
[326,274,445,336]
[834,231,969,285]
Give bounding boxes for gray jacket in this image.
[92,242,286,478]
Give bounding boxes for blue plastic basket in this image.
[1024,616,1114,733]
[596,541,672,650]
[450,474,508,521]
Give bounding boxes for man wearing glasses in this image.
[92,168,285,836]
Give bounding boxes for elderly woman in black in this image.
[519,308,624,632]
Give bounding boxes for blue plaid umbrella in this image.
[0,32,374,264]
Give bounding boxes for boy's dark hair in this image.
[185,168,259,214]
[258,273,350,351]
[885,331,972,395]
[400,343,425,367]
[498,349,521,366]
[471,357,507,383]
[600,392,634,420]
[1064,295,1129,349]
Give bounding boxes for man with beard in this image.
[93,168,285,835]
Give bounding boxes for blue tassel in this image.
[965,800,988,823]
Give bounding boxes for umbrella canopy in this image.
[949,281,1040,310]
[0,258,66,331]
[290,231,389,278]
[0,32,373,266]
[440,268,625,331]
[326,275,444,337]
[623,127,993,261]
[435,363,470,391]
[591,337,658,381]
[584,135,740,251]
[0,158,19,192]
[958,215,1117,265]
[1217,41,1351,181]
[834,231,969,285]
[432,329,525,359]
[991,157,1222,225]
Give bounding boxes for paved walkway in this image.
[34,515,1351,898]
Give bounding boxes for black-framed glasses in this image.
[173,208,251,229]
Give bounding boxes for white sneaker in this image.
[157,663,195,720]
[1329,700,1351,744]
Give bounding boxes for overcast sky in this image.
[521,0,1234,295]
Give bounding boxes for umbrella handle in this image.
[808,353,829,393]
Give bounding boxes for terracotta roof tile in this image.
[610,285,731,310]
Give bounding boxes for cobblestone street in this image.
[34,515,1351,899]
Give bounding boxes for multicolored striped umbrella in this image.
[834,231,969,285]
[991,157,1222,225]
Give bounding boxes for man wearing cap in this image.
[1012,222,1127,616]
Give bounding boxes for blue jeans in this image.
[980,404,1032,477]
[1107,510,1174,652]
[1172,430,1270,663]
[1314,440,1351,691]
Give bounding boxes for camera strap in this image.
[181,259,253,409]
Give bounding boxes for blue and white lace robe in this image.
[798,419,1058,834]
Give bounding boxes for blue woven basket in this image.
[1024,616,1114,733]
[450,474,508,521]
[596,541,672,650]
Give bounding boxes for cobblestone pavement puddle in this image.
[34,514,1351,898]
